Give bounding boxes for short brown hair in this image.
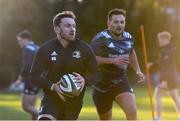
[16,30,32,39]
[53,11,76,27]
[108,8,126,21]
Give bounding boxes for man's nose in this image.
[71,27,75,32]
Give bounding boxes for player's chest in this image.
[105,39,133,54]
[48,48,85,68]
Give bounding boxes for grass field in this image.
[0,86,179,120]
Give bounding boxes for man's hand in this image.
[54,81,66,102]
[73,72,85,92]
[136,71,145,84]
[147,62,153,69]
[53,72,85,101]
[14,80,21,87]
[111,57,129,65]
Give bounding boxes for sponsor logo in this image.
[51,51,58,61]
[51,51,58,56]
[108,42,115,48]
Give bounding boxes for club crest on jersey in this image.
[51,51,58,61]
[72,51,81,59]
[119,49,125,53]
[126,41,132,49]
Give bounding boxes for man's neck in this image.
[57,35,69,48]
[24,40,32,47]
[109,30,123,40]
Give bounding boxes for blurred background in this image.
[0,0,180,120]
[0,0,180,89]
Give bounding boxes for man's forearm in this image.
[96,56,113,65]
[17,75,22,81]
[30,74,53,91]
[129,50,141,73]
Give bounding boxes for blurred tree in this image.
[0,0,179,87]
[0,0,54,87]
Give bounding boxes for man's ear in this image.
[107,20,110,28]
[54,26,60,34]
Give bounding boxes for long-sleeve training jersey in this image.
[30,38,100,94]
[21,42,39,79]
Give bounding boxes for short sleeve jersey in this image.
[90,29,134,81]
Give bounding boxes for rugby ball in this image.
[59,74,82,98]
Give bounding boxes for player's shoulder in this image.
[77,39,91,49]
[36,38,57,55]
[39,38,56,49]
[91,29,110,42]
[25,42,38,52]
[122,31,133,40]
[77,39,94,54]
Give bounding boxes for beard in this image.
[112,30,123,37]
[59,28,75,42]
[113,32,121,37]
[109,27,124,38]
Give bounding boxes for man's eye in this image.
[65,25,71,27]
[120,21,124,24]
[114,21,119,24]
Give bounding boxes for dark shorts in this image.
[39,91,84,120]
[93,80,133,114]
[23,79,39,95]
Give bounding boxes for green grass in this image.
[0,86,179,120]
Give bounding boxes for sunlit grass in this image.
[0,86,180,120]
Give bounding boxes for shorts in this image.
[22,79,39,95]
[93,80,133,114]
[39,90,85,120]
